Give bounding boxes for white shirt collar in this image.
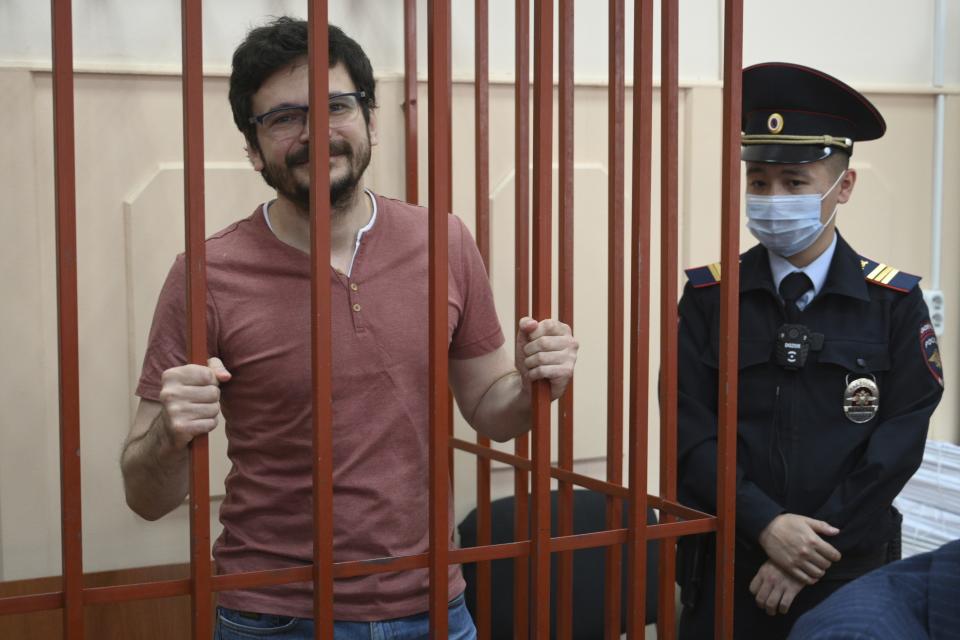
[767,231,838,310]
[347,190,378,276]
[261,189,378,278]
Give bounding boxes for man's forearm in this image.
[121,410,190,520]
[466,371,532,442]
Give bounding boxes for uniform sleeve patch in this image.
[920,321,944,387]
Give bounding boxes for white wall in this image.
[1,1,957,86]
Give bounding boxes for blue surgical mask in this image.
[746,170,845,257]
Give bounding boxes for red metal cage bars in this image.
[306,1,335,637]
[0,2,748,638]
[626,0,654,635]
[51,0,83,637]
[555,1,576,638]
[473,0,494,637]
[605,0,626,636]
[716,0,744,637]
[474,0,491,268]
[529,0,554,635]
[512,0,531,635]
[180,0,213,637]
[403,0,419,204]
[657,0,681,637]
[426,0,453,636]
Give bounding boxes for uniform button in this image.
[350,283,359,291]
[352,303,362,312]
[856,357,867,368]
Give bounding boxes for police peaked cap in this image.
[741,62,886,164]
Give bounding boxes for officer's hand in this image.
[749,560,805,616]
[157,357,232,450]
[515,317,578,400]
[758,513,841,584]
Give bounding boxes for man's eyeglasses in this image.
[249,91,367,141]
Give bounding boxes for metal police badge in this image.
[843,374,879,424]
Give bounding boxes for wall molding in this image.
[4,59,958,95]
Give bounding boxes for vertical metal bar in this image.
[473,0,493,636]
[50,1,83,638]
[427,1,452,637]
[475,0,491,270]
[657,0,680,637]
[530,0,554,636]
[181,1,212,637]
[716,1,743,637]
[626,0,653,635]
[404,0,419,204]
[512,0,531,634]
[306,4,334,639]
[445,0,455,516]
[605,0,626,636]
[555,1,576,638]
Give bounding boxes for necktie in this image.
[779,271,812,322]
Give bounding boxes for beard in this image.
[259,130,372,213]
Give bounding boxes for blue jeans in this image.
[213,594,477,640]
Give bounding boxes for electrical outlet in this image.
[923,289,945,337]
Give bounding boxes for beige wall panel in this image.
[1,71,278,579]
[681,86,724,268]
[0,69,60,581]
[0,66,954,579]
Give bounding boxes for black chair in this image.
[458,489,659,639]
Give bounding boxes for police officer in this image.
[675,62,945,639]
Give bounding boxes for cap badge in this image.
[767,112,784,134]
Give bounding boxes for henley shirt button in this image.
[350,283,359,291]
[856,357,867,368]
[352,303,362,312]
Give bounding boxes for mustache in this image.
[286,141,351,167]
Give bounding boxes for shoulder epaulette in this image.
[685,262,722,288]
[859,257,921,293]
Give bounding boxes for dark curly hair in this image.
[228,17,377,152]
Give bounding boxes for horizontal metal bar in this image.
[548,515,718,555]
[550,529,627,553]
[648,496,717,523]
[551,467,627,498]
[451,440,623,497]
[450,541,531,565]
[0,513,717,616]
[83,579,191,604]
[451,439,719,523]
[0,592,63,616]
[451,438,532,470]
[649,517,719,539]
[213,567,312,593]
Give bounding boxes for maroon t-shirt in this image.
[136,194,504,620]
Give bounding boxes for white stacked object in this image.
[894,439,960,557]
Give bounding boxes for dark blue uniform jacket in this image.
[789,539,960,639]
[677,233,944,575]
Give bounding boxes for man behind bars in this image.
[120,17,578,639]
[675,62,944,639]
